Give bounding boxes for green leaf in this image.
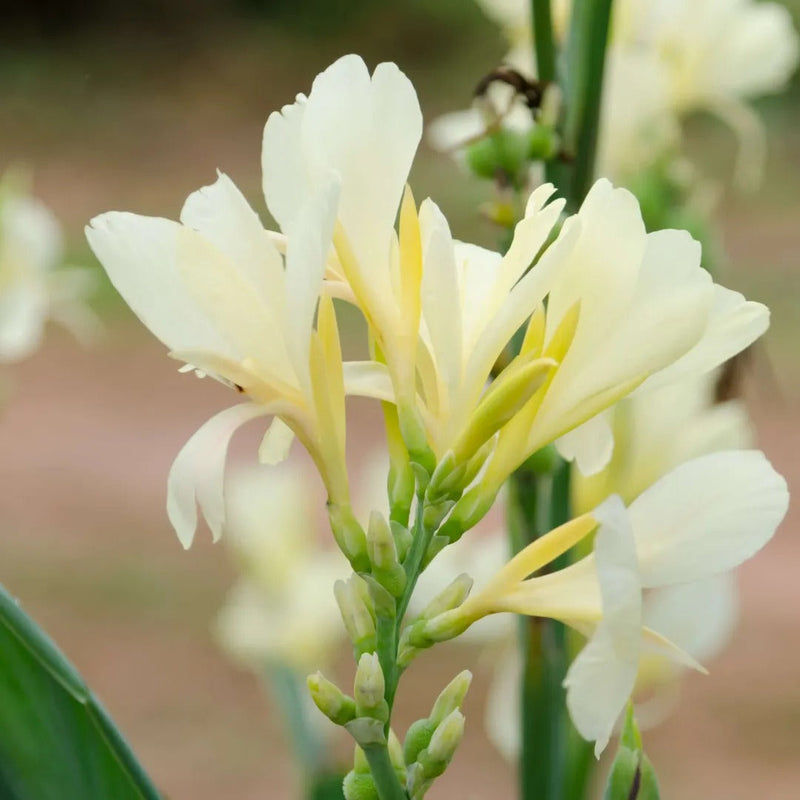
[0,582,161,799]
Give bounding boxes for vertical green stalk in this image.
[562,0,614,207]
[531,0,556,83]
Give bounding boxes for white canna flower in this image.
[263,54,768,494]
[0,174,97,363]
[215,464,349,673]
[422,450,788,754]
[87,169,387,549]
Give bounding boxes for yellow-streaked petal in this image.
[399,184,423,345]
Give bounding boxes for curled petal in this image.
[167,404,269,548]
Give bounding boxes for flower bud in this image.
[335,576,377,657]
[429,670,472,725]
[416,710,465,779]
[343,770,379,800]
[418,574,473,622]
[307,672,357,726]
[391,521,413,563]
[402,718,436,766]
[354,653,389,723]
[422,498,456,531]
[367,511,407,598]
[328,503,370,572]
[527,124,559,161]
[438,485,498,543]
[465,129,529,187]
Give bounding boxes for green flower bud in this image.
[367,511,407,598]
[388,459,415,526]
[387,729,405,774]
[465,129,529,187]
[354,653,389,722]
[429,671,472,725]
[391,521,413,563]
[417,709,465,777]
[527,124,559,161]
[604,706,661,800]
[422,498,456,531]
[360,574,396,618]
[403,718,436,766]
[328,503,370,572]
[343,770,379,800]
[418,574,473,622]
[523,442,559,475]
[307,672,357,726]
[438,485,498,543]
[335,576,377,657]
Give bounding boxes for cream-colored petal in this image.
[342,361,395,402]
[643,573,738,666]
[283,177,341,394]
[420,198,462,401]
[258,417,295,465]
[629,450,789,587]
[167,403,269,548]
[640,285,769,392]
[180,171,286,303]
[564,495,641,756]
[261,93,309,232]
[555,411,614,476]
[86,213,239,359]
[0,284,47,362]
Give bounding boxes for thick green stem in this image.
[531,0,556,83]
[563,0,614,207]
[363,746,407,800]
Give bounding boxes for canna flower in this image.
[0,173,97,362]
[419,450,788,754]
[262,57,768,509]
[87,170,385,550]
[215,464,348,673]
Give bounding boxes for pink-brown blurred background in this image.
[1,2,799,797]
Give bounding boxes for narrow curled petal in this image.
[342,361,395,402]
[258,417,295,465]
[167,404,269,548]
[630,450,789,587]
[565,496,641,756]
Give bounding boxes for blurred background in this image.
[1,1,798,798]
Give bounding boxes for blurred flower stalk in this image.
[79,1,796,799]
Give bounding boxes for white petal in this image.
[555,411,614,476]
[262,94,309,231]
[180,172,286,302]
[258,417,295,465]
[420,199,462,399]
[284,177,341,393]
[643,574,738,665]
[86,213,239,359]
[629,450,789,587]
[485,647,522,762]
[342,361,395,402]
[565,495,641,756]
[427,108,486,153]
[167,404,268,548]
[640,285,769,392]
[0,285,47,362]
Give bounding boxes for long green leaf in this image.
[0,582,161,799]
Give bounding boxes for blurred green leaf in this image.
[0,582,161,799]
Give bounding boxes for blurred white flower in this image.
[433,0,799,183]
[215,464,349,673]
[0,174,97,363]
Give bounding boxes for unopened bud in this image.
[403,718,436,766]
[420,710,465,776]
[391,521,413,563]
[388,459,415,526]
[418,574,473,622]
[343,770,379,800]
[354,653,388,722]
[422,498,456,531]
[328,503,370,572]
[527,124,559,161]
[438,485,497,543]
[387,729,405,773]
[367,512,406,598]
[307,672,356,726]
[465,128,529,187]
[398,405,436,486]
[426,452,464,504]
[335,576,376,657]
[429,671,472,725]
